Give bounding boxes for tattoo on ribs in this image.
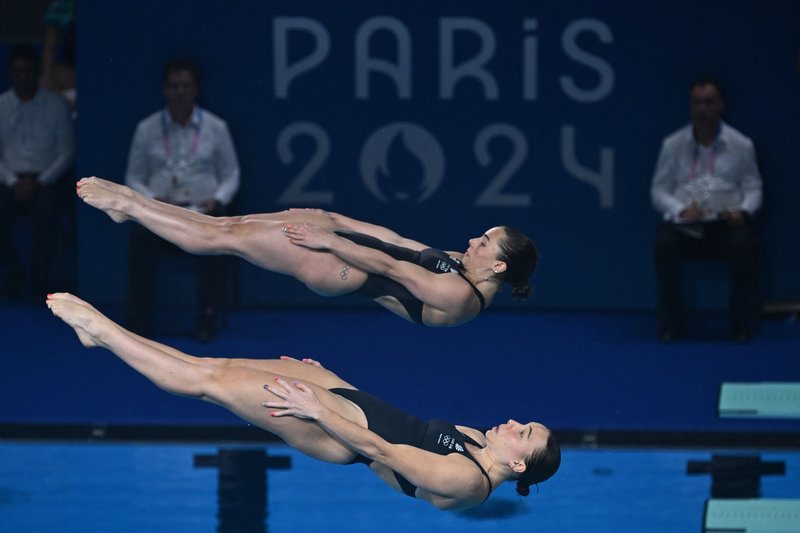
[340,264,350,280]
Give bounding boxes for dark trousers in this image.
[0,178,71,298]
[127,223,228,330]
[654,220,758,335]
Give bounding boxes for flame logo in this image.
[359,123,445,204]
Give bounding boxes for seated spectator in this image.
[0,43,75,301]
[651,79,763,342]
[124,59,240,341]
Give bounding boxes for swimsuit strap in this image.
[460,432,493,502]
[452,259,487,311]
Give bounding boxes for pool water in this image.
[1,442,798,532]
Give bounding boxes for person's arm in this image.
[0,159,17,187]
[319,211,428,250]
[718,140,764,226]
[737,139,763,216]
[125,122,157,198]
[40,25,59,91]
[0,101,20,185]
[264,377,487,506]
[211,121,240,206]
[284,223,473,314]
[650,141,687,220]
[36,96,74,186]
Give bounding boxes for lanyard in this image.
[161,107,203,160]
[688,142,717,181]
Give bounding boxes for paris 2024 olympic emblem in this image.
[359,122,445,204]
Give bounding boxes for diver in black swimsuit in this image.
[280,222,535,326]
[76,176,538,327]
[334,231,485,324]
[330,387,493,501]
[48,292,561,510]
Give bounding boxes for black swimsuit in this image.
[330,387,493,502]
[334,231,486,324]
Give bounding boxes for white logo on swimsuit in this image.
[435,259,458,274]
[454,443,464,452]
[438,433,457,450]
[434,259,450,273]
[360,123,445,204]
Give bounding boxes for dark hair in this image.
[494,226,538,299]
[8,43,41,71]
[516,431,561,497]
[690,78,725,102]
[162,59,199,85]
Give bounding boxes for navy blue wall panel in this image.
[74,0,800,310]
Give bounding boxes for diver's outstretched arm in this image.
[322,211,428,250]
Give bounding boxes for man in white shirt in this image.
[0,43,75,301]
[650,79,763,342]
[125,59,240,341]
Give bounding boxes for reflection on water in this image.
[194,448,292,533]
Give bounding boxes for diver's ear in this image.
[492,261,507,275]
[510,460,527,474]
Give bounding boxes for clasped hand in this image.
[718,210,745,225]
[282,223,335,250]
[263,376,324,420]
[13,174,40,203]
[679,203,706,222]
[680,203,746,226]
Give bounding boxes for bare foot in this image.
[76,176,132,223]
[46,292,114,348]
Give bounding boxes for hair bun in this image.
[511,283,532,300]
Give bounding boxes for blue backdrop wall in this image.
[75,0,800,311]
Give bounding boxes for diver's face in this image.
[464,227,506,271]
[485,419,548,462]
